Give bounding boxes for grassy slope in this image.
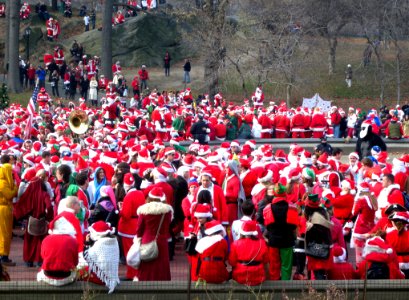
[2,9,409,111]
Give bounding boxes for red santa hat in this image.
[100,152,117,166]
[137,148,151,163]
[348,152,359,160]
[130,162,139,174]
[163,147,175,157]
[245,139,257,150]
[333,245,347,263]
[194,203,213,219]
[23,153,36,167]
[258,169,272,183]
[239,221,258,237]
[363,236,393,262]
[204,220,226,236]
[288,168,301,181]
[123,173,135,187]
[263,151,274,162]
[207,152,220,163]
[193,157,208,170]
[200,166,213,180]
[148,186,166,202]
[341,179,356,195]
[220,142,231,150]
[161,161,175,173]
[358,182,371,193]
[152,167,168,181]
[230,140,240,148]
[89,221,115,241]
[239,158,250,170]
[75,156,89,173]
[182,154,195,168]
[317,153,328,165]
[198,145,211,156]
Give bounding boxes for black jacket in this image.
[264,200,296,248]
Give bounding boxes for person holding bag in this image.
[133,187,172,281]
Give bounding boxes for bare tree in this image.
[101,0,113,80]
[303,0,352,75]
[52,0,58,11]
[7,0,21,93]
[3,0,10,73]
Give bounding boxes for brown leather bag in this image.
[27,216,49,236]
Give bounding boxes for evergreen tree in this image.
[0,84,10,110]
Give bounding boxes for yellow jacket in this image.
[0,164,17,206]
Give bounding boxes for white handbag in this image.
[126,236,141,269]
[139,213,165,262]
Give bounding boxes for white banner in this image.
[302,93,331,112]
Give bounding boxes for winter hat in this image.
[148,186,166,202]
[239,158,250,170]
[245,140,257,150]
[338,164,350,174]
[305,194,320,208]
[163,147,175,157]
[182,154,195,168]
[358,182,371,193]
[204,220,226,237]
[371,146,382,156]
[341,179,356,195]
[230,140,240,148]
[258,169,272,183]
[302,168,315,181]
[363,237,393,262]
[273,180,287,197]
[348,152,359,160]
[239,221,258,237]
[389,211,409,223]
[23,153,36,167]
[333,246,347,263]
[317,153,328,165]
[89,221,115,241]
[152,167,168,181]
[123,173,134,187]
[194,203,213,219]
[130,162,139,174]
[288,168,301,181]
[385,203,407,216]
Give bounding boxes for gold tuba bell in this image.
[69,110,89,135]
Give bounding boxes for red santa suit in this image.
[351,190,376,263]
[46,19,54,39]
[194,222,229,283]
[114,12,125,24]
[327,246,358,280]
[86,60,97,80]
[376,183,404,220]
[252,87,264,108]
[386,222,409,276]
[310,110,328,138]
[274,111,290,138]
[37,90,51,109]
[258,111,272,139]
[143,177,174,207]
[53,20,61,39]
[98,77,108,90]
[181,193,196,237]
[112,63,122,75]
[20,3,31,20]
[223,170,241,224]
[228,225,269,285]
[37,234,78,286]
[53,48,64,67]
[43,53,54,67]
[331,190,354,226]
[214,122,227,140]
[118,188,146,279]
[291,109,306,138]
[240,169,258,200]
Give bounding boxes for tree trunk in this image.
[374,46,385,106]
[202,0,228,99]
[328,36,337,75]
[395,41,401,104]
[7,0,21,93]
[51,0,58,11]
[4,0,10,73]
[101,0,113,80]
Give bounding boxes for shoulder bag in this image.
[140,213,166,262]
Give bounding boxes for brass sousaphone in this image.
[69,110,89,135]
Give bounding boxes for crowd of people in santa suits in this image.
[2,95,409,290]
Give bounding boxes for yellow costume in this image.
[0,164,18,257]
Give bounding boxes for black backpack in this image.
[367,262,390,279]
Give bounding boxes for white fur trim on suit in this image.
[37,270,77,286]
[195,234,224,254]
[205,224,226,237]
[333,248,347,263]
[137,201,173,216]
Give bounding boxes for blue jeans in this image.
[333,125,340,138]
[183,71,190,83]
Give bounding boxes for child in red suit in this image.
[229,221,269,286]
[327,245,358,280]
[356,236,404,279]
[194,220,229,283]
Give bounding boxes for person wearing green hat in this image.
[262,182,298,280]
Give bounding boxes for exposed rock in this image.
[63,12,191,67]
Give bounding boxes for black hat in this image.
[385,203,407,216]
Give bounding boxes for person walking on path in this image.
[164,51,171,77]
[183,59,191,84]
[345,64,352,88]
[84,13,90,32]
[138,65,149,91]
